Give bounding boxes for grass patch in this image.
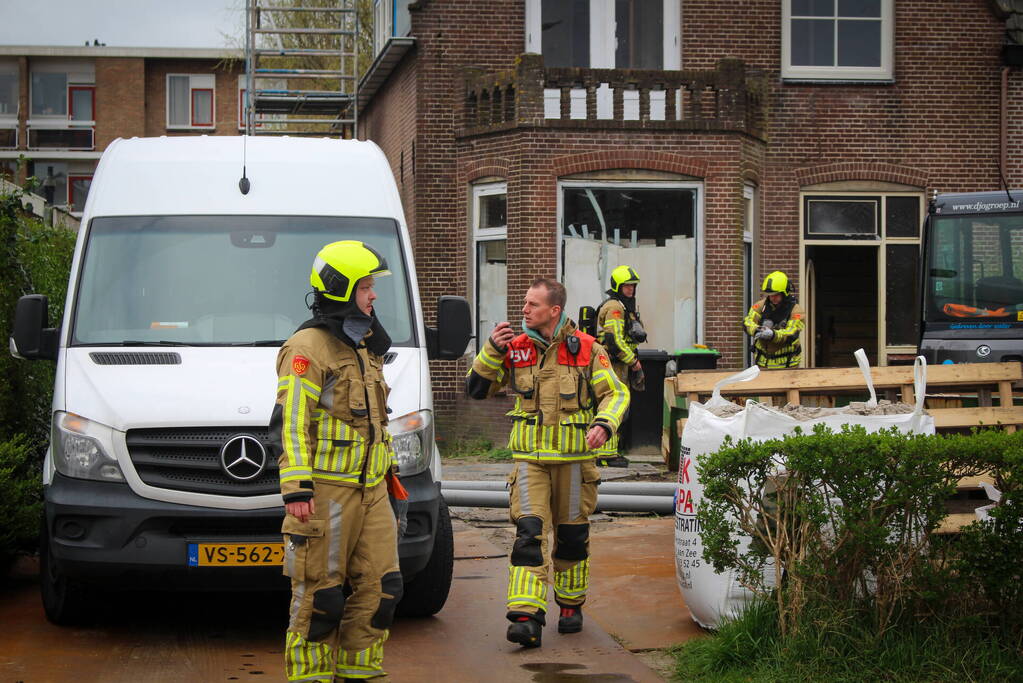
[670,598,1023,683]
[439,437,513,462]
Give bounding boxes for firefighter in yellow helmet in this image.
[466,277,629,648]
[594,265,646,466]
[744,271,805,369]
[270,240,403,682]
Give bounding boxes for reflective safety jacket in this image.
[270,327,396,503]
[466,321,629,462]
[744,297,805,369]
[596,297,639,380]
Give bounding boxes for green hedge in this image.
[696,425,1023,640]
[0,182,76,560]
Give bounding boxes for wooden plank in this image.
[957,474,996,490]
[674,361,1022,396]
[999,380,1014,407]
[786,389,800,405]
[901,384,914,404]
[930,407,1023,428]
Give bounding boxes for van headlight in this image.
[390,410,433,477]
[52,412,125,482]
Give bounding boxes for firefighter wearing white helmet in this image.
[270,240,404,682]
[594,265,647,466]
[744,270,805,369]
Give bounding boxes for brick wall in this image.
[360,0,1023,442]
[95,58,145,148]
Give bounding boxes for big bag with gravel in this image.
[674,349,934,629]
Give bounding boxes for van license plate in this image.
[187,542,284,567]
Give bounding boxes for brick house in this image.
[0,46,245,213]
[357,0,1023,443]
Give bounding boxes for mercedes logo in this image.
[219,434,267,482]
[977,345,992,358]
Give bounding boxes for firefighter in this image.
[270,240,402,682]
[594,265,647,467]
[466,277,629,649]
[744,270,805,369]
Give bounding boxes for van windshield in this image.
[72,215,416,346]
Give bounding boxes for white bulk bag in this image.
[675,352,934,629]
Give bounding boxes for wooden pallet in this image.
[664,362,1020,534]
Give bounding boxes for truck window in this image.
[72,215,415,346]
[925,214,1023,322]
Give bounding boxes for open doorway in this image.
[806,245,878,367]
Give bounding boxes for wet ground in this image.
[0,457,701,682]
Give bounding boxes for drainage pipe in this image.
[441,488,674,514]
[442,480,678,496]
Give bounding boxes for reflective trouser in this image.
[282,480,401,682]
[506,459,601,617]
[754,351,801,369]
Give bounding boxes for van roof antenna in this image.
[239,134,251,195]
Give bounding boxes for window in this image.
[782,0,893,81]
[743,185,756,364]
[528,0,679,70]
[0,67,17,117]
[30,162,68,206]
[472,183,508,353]
[31,72,67,116]
[69,86,95,121]
[68,175,92,212]
[167,74,215,128]
[805,196,879,238]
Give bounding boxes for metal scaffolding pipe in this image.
[441,480,678,496]
[441,488,674,514]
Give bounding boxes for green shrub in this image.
[0,435,43,563]
[696,426,1023,641]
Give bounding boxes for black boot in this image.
[602,455,629,468]
[558,606,583,633]
[506,612,544,648]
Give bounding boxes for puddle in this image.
[520,662,637,682]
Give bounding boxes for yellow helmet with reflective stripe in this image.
[610,265,640,293]
[761,271,789,295]
[310,240,391,302]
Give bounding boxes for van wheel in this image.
[40,522,93,625]
[397,498,453,617]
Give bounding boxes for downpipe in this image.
[441,488,674,514]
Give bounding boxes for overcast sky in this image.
[0,0,245,49]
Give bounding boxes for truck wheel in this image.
[396,498,453,617]
[40,522,94,625]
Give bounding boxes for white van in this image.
[10,136,470,624]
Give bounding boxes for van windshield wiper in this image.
[121,340,194,346]
[231,340,286,347]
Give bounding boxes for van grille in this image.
[125,427,278,497]
[91,352,182,365]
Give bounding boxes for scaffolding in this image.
[244,0,358,137]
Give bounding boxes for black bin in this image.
[620,349,669,453]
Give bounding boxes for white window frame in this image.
[525,0,680,70]
[781,0,894,81]
[799,191,923,366]
[166,74,216,130]
[471,182,508,353]
[556,179,705,344]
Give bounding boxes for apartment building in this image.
[0,45,246,214]
[358,0,1023,439]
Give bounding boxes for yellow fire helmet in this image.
[610,265,641,293]
[761,271,789,295]
[310,240,391,302]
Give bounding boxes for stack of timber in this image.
[663,362,1023,534]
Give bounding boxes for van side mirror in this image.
[426,296,472,361]
[10,294,59,361]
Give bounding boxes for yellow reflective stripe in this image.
[513,452,594,462]
[284,631,332,682]
[299,377,321,398]
[476,345,504,371]
[336,635,386,678]
[592,369,628,425]
[280,376,310,472]
[555,559,590,600]
[605,317,637,364]
[507,565,548,610]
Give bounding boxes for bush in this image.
[0,435,43,565]
[696,426,1023,639]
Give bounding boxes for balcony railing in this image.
[27,120,95,151]
[462,54,764,139]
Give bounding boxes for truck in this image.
[9,135,471,624]
[920,189,1023,365]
